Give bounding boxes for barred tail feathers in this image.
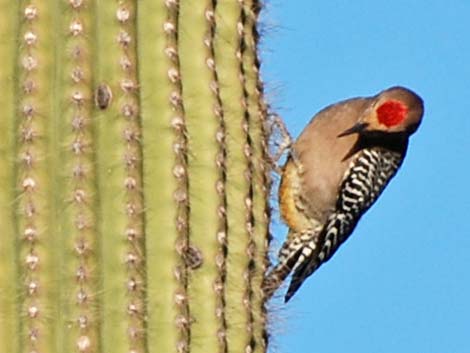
[263,228,319,299]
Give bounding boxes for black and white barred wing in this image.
[285,148,404,301]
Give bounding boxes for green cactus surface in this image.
[0,1,271,353]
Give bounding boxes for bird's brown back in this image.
[283,97,371,226]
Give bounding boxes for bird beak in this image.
[337,122,369,137]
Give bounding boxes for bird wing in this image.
[285,147,404,302]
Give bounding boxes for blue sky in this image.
[261,1,470,352]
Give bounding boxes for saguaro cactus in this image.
[0,1,271,353]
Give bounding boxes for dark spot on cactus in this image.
[183,244,203,270]
[94,83,112,110]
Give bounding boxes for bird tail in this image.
[284,254,318,302]
[262,228,318,299]
[262,244,303,299]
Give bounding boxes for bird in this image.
[263,86,424,302]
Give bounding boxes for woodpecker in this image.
[263,86,424,302]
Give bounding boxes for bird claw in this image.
[267,113,293,174]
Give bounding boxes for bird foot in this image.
[267,113,293,174]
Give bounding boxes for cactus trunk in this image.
[0,1,271,353]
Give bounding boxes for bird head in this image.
[338,86,424,138]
